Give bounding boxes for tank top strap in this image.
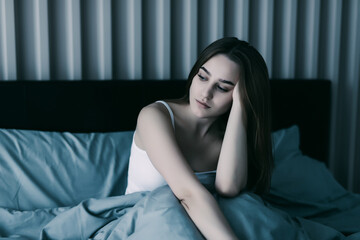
[156,100,175,130]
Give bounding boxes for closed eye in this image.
[197,74,206,81]
[217,85,229,92]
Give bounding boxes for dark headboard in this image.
[0,79,331,164]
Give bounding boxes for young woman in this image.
[125,37,273,240]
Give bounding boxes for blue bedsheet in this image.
[1,126,359,239]
[1,177,359,239]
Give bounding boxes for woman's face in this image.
[189,54,241,119]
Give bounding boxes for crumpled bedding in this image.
[1,173,359,240]
[1,126,360,239]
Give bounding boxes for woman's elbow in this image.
[215,180,246,197]
[176,186,209,210]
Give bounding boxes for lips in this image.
[196,99,210,108]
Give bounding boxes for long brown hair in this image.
[183,37,273,195]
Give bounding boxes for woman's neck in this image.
[174,101,219,139]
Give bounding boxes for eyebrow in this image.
[200,66,235,86]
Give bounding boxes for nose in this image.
[201,84,213,100]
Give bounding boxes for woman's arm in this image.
[136,104,238,240]
[215,83,248,197]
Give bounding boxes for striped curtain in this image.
[0,0,359,193]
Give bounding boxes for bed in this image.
[0,79,359,239]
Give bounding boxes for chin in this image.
[194,112,210,118]
[193,107,219,119]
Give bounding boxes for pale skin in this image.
[135,54,247,240]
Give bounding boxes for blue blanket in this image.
[1,174,359,240]
[1,126,360,239]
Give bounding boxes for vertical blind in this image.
[0,0,359,193]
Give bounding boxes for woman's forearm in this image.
[215,102,248,196]
[180,187,238,240]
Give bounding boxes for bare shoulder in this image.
[135,102,175,148]
[137,102,172,124]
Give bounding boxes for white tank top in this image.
[125,101,215,194]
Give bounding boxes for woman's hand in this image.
[216,81,248,197]
[232,82,242,110]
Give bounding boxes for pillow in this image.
[0,129,134,210]
[270,125,347,203]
